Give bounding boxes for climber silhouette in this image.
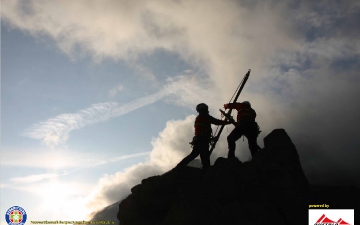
[177,103,230,170]
[224,101,261,158]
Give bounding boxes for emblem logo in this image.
[315,213,350,224]
[5,206,27,225]
[309,209,354,225]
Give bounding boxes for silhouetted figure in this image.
[177,103,231,170]
[224,101,261,158]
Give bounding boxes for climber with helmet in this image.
[224,101,261,158]
[177,103,231,170]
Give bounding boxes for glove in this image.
[224,104,229,109]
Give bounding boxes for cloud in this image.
[164,74,220,110]
[77,1,360,215]
[108,85,124,97]
[24,94,168,148]
[10,173,60,184]
[3,0,360,218]
[1,149,150,180]
[85,115,195,212]
[24,102,120,147]
[0,0,296,81]
[85,115,237,214]
[24,74,215,148]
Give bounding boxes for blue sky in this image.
[1,24,196,221]
[1,0,360,223]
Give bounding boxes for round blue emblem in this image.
[5,206,27,225]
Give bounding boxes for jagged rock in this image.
[118,166,203,225]
[251,129,309,225]
[262,129,309,198]
[116,129,359,225]
[83,202,120,225]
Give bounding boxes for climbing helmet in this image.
[242,101,251,107]
[196,103,209,112]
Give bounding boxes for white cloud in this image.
[24,75,216,147]
[84,114,242,213]
[10,173,60,184]
[1,147,150,173]
[1,0,297,86]
[108,84,124,97]
[3,0,360,218]
[24,96,167,148]
[85,115,195,212]
[24,102,120,147]
[68,0,360,215]
[2,1,359,93]
[150,115,196,169]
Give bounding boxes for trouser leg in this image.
[177,145,200,166]
[247,134,259,157]
[199,143,210,170]
[227,127,243,158]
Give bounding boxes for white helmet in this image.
[242,101,251,107]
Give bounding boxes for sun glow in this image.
[36,181,93,220]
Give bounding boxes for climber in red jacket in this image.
[177,103,231,170]
[224,101,261,158]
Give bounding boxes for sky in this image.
[1,0,360,223]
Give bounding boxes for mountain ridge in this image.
[88,129,360,225]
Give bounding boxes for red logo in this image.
[315,214,351,225]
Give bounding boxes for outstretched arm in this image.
[224,103,244,110]
[209,115,231,126]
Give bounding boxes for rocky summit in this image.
[116,129,359,225]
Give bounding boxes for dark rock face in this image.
[117,129,360,225]
[85,202,120,225]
